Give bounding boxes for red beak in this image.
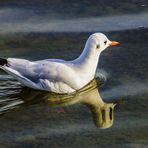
[110,41,120,46]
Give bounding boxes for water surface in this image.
[0,29,147,147]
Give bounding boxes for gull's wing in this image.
[0,66,39,89]
[2,58,80,91]
[7,58,39,82]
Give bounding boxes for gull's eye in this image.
[104,40,107,45]
[96,44,100,49]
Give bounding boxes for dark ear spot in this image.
[96,44,100,49]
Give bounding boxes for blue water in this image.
[0,29,147,147]
[0,1,148,147]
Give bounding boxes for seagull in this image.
[0,33,119,94]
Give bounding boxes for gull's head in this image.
[85,33,120,52]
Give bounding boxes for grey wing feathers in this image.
[7,58,61,83]
[7,58,39,82]
[6,58,78,89]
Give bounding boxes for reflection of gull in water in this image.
[0,78,116,129]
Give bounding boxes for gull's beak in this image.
[110,41,120,46]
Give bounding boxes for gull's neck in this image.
[73,45,101,80]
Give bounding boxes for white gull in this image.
[0,33,119,94]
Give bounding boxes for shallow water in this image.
[0,28,147,147]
